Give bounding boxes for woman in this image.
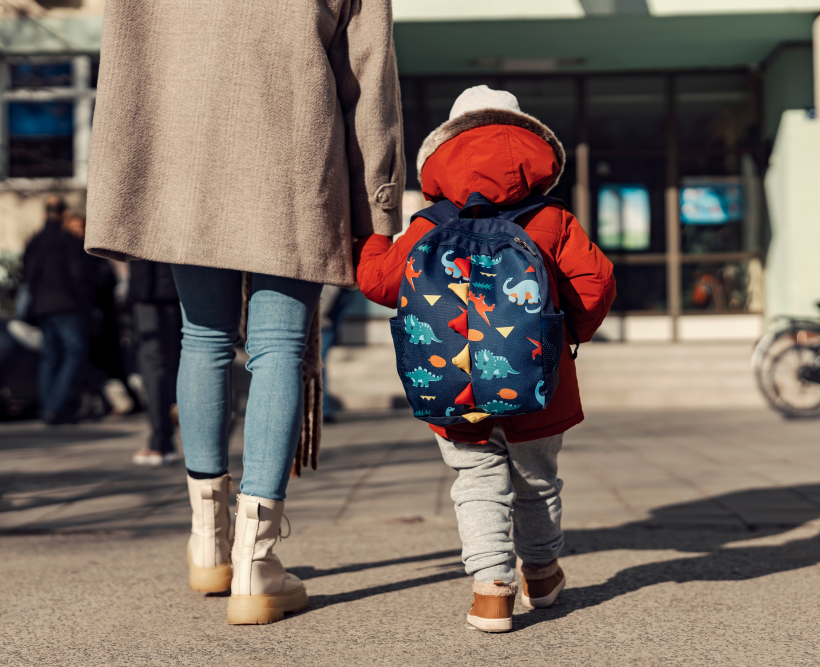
[85,0,404,625]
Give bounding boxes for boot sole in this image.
[187,550,232,593]
[466,613,512,633]
[226,586,309,625]
[522,575,566,609]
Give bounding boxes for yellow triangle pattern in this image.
[452,344,471,374]
[462,411,491,424]
[496,326,514,338]
[420,396,436,401]
[423,295,441,306]
[447,282,469,304]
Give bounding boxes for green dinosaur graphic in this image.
[414,409,432,417]
[405,366,443,387]
[417,244,432,253]
[471,254,503,268]
[445,407,455,417]
[471,281,493,290]
[474,349,520,379]
[405,315,442,345]
[476,400,521,414]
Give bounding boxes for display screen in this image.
[597,184,651,251]
[680,181,743,225]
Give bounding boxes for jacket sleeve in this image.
[555,211,616,343]
[329,0,405,238]
[354,218,435,308]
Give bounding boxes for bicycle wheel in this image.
[765,343,820,418]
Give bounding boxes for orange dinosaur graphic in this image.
[405,257,422,291]
[468,291,495,326]
[527,337,542,360]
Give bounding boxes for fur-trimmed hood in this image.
[417,108,566,198]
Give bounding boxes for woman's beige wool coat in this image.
[85,0,405,287]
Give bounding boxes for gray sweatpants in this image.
[436,426,564,583]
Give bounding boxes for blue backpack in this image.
[390,191,580,426]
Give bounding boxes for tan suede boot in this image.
[186,474,233,593]
[518,559,566,609]
[467,580,517,632]
[226,494,309,625]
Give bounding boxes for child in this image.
[354,86,616,632]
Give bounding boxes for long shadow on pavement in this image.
[294,486,820,621]
[517,529,820,629]
[288,548,462,581]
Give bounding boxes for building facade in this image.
[1,1,818,339]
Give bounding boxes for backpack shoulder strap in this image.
[496,193,567,224]
[411,192,567,227]
[410,199,460,226]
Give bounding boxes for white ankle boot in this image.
[226,494,309,625]
[186,474,233,593]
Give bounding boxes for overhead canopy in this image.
[394,12,816,74]
[0,17,103,56]
[392,0,820,20]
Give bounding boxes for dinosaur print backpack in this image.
[390,191,579,427]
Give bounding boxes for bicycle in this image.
[752,305,820,418]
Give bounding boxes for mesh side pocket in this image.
[540,312,565,375]
[389,317,406,379]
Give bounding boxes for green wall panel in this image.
[394,13,816,74]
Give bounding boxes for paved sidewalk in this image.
[1,408,819,666]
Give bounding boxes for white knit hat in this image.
[416,86,566,193]
[448,85,522,121]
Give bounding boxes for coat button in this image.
[377,190,389,203]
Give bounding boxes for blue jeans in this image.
[38,311,88,417]
[171,265,322,500]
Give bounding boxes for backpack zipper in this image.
[514,237,537,257]
[440,228,541,263]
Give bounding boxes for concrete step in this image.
[325,342,767,412]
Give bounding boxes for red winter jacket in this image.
[355,124,616,444]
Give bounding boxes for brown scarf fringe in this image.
[241,273,322,478]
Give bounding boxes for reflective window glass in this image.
[587,76,666,150]
[677,73,758,152]
[9,60,72,88]
[8,102,74,178]
[590,157,666,254]
[611,265,667,312]
[681,260,763,313]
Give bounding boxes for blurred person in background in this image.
[85,0,403,625]
[21,196,93,424]
[319,285,356,423]
[128,260,182,466]
[64,213,139,419]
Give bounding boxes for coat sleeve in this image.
[354,218,435,308]
[555,211,616,343]
[329,0,405,239]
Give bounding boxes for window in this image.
[398,68,765,325]
[10,61,72,88]
[611,265,667,312]
[591,157,667,254]
[587,76,666,151]
[597,184,650,251]
[2,56,95,182]
[8,101,74,178]
[681,260,761,313]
